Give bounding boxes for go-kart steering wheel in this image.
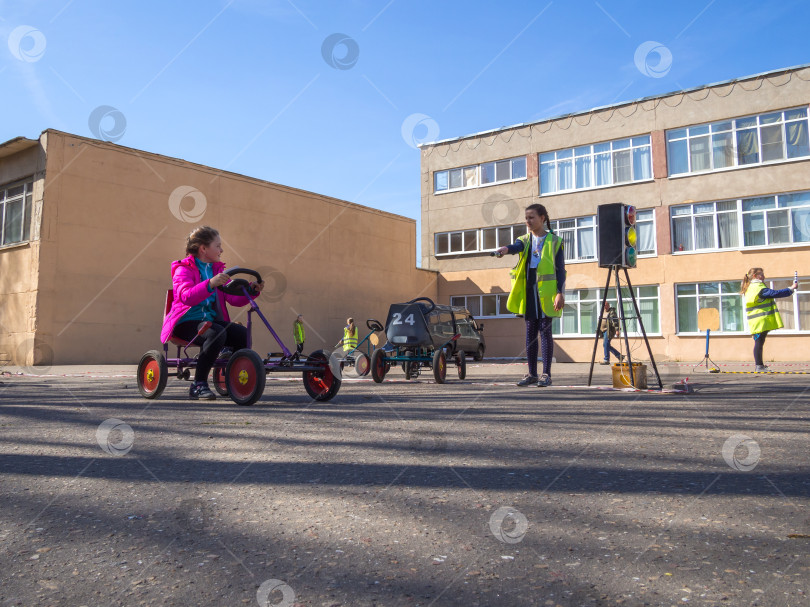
[367,319,384,332]
[218,267,263,296]
[406,297,436,313]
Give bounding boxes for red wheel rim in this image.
[438,356,446,379]
[141,359,160,394]
[356,354,369,376]
[229,358,257,399]
[307,362,334,396]
[375,355,386,376]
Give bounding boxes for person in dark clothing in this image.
[599,301,624,365]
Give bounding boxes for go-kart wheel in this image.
[137,350,168,399]
[213,367,229,397]
[432,349,447,384]
[404,361,412,380]
[354,352,370,377]
[225,349,266,406]
[456,350,466,380]
[370,349,388,383]
[474,345,484,362]
[303,350,342,401]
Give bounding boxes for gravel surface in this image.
[1,361,809,606]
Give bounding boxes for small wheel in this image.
[371,349,388,383]
[474,345,484,362]
[354,352,370,377]
[179,368,191,381]
[456,350,466,380]
[138,350,168,399]
[404,361,412,380]
[225,349,266,406]
[432,349,447,384]
[303,350,342,401]
[213,366,229,397]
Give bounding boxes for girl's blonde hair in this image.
[740,267,764,294]
[347,318,355,333]
[185,226,219,256]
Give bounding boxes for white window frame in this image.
[666,106,810,177]
[552,286,661,338]
[550,216,596,263]
[434,156,527,194]
[435,224,527,257]
[635,209,657,257]
[0,179,34,249]
[450,294,516,319]
[539,135,653,196]
[671,190,810,255]
[675,281,746,335]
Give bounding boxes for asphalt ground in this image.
[1,360,809,607]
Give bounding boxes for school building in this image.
[421,64,810,362]
[3,65,810,366]
[0,130,436,365]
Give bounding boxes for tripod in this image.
[587,265,663,390]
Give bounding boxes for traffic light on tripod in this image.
[597,203,637,268]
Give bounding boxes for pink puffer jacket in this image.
[160,254,255,343]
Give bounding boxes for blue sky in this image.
[1,0,808,260]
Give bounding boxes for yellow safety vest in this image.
[745,282,783,334]
[343,326,358,351]
[506,232,563,317]
[293,321,305,344]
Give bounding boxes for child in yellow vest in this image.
[741,267,797,372]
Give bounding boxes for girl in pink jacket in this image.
[161,226,264,400]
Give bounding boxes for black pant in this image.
[753,331,768,367]
[173,320,248,383]
[296,342,304,354]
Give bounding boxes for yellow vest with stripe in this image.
[293,321,305,344]
[506,232,563,317]
[745,282,783,334]
[343,326,358,351]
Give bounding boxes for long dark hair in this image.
[525,203,552,233]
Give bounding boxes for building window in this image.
[676,281,743,333]
[635,209,656,256]
[671,190,810,253]
[551,216,596,261]
[435,224,526,256]
[434,156,527,194]
[0,180,33,248]
[666,107,810,176]
[551,286,660,336]
[450,294,514,318]
[539,136,652,195]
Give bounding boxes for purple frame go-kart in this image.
[136,267,341,406]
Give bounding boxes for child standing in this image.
[160,226,264,399]
[293,315,306,355]
[495,203,565,387]
[741,267,797,372]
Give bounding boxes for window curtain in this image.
[561,229,575,261]
[716,212,739,248]
[595,153,611,186]
[637,222,655,254]
[672,216,693,251]
[786,121,810,158]
[577,226,595,259]
[632,146,651,180]
[736,129,759,165]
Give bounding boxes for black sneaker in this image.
[536,374,552,387]
[517,375,538,386]
[189,383,216,400]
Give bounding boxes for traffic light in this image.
[597,203,637,268]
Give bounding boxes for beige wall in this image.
[0,141,46,366]
[3,130,436,365]
[425,66,810,361]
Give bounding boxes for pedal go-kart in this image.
[136,268,341,406]
[370,297,466,384]
[336,319,384,376]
